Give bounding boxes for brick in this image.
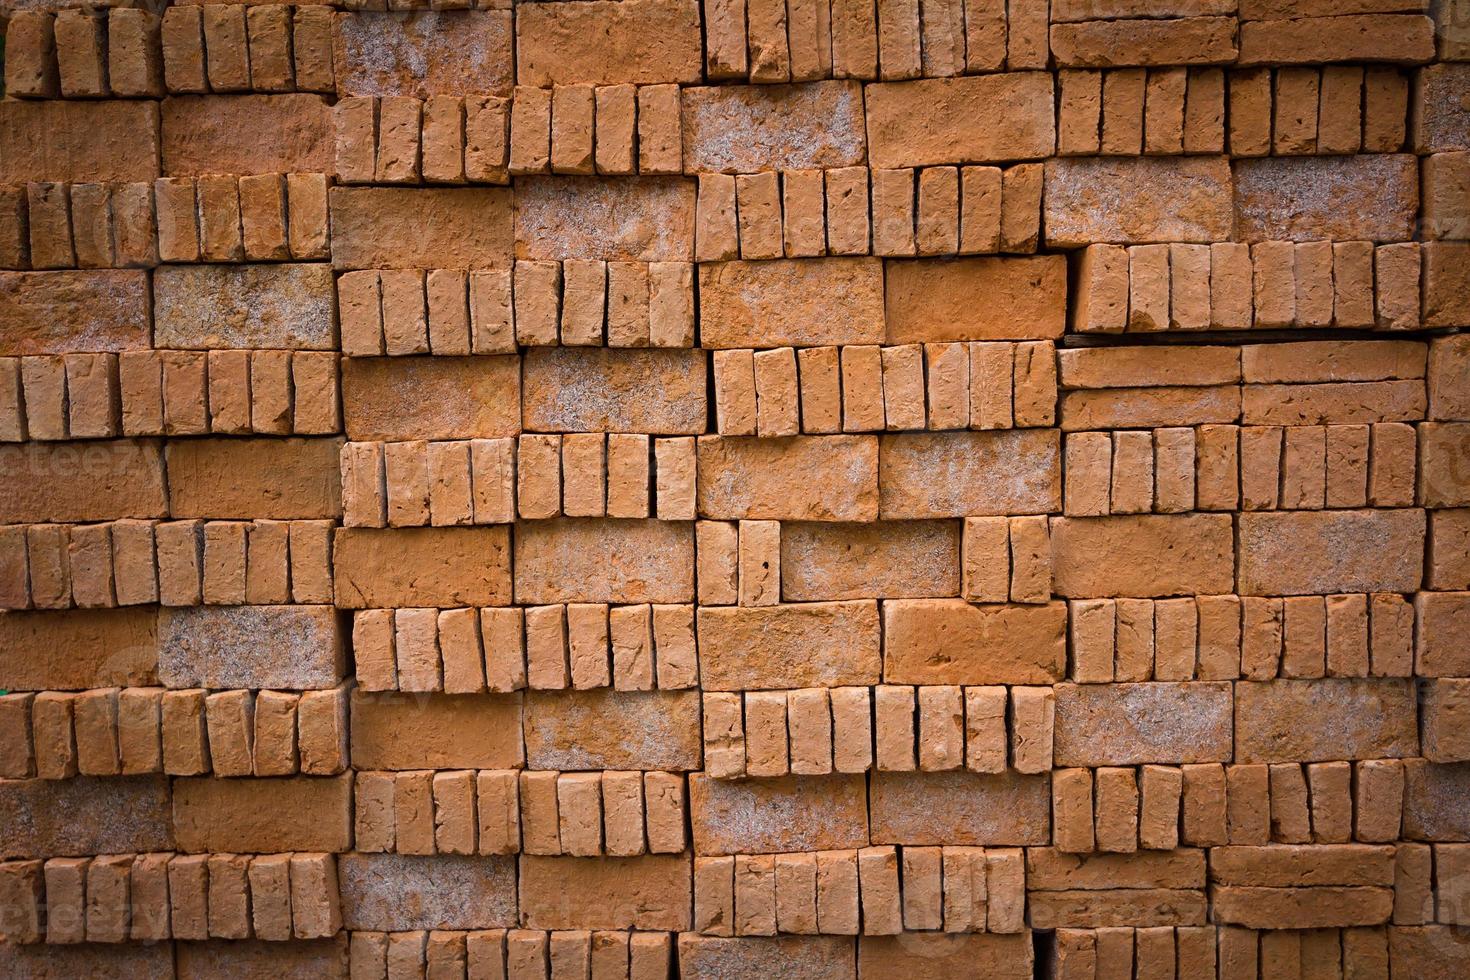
[697,435,878,521]
[1234,155,1419,244]
[523,348,705,434]
[865,74,1054,168]
[330,187,514,270]
[682,81,866,174]
[1052,514,1234,597]
[153,263,335,351]
[870,770,1049,844]
[879,429,1059,518]
[781,520,959,600]
[350,690,523,772]
[161,94,331,177]
[342,357,519,443]
[515,175,694,262]
[1052,16,1238,67]
[341,854,516,932]
[700,258,884,348]
[1054,682,1234,766]
[690,773,869,854]
[1239,12,1433,63]
[882,598,1064,685]
[1,270,151,357]
[698,600,879,690]
[165,437,340,521]
[524,689,700,770]
[1044,156,1233,247]
[1237,509,1424,596]
[1235,678,1417,763]
[520,854,690,931]
[891,261,1064,349]
[4,12,60,99]
[517,0,702,87]
[1,101,159,184]
[335,11,513,99]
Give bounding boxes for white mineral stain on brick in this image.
[681,81,867,174]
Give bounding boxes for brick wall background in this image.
[0,0,1468,976]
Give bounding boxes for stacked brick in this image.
[0,0,1468,977]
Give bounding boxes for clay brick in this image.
[331,186,513,270]
[879,429,1059,518]
[1045,156,1233,247]
[886,255,1066,343]
[334,11,512,98]
[871,770,1049,845]
[1053,514,1233,598]
[700,258,883,348]
[4,12,60,99]
[1054,681,1233,766]
[1052,16,1238,67]
[523,347,705,434]
[781,520,958,601]
[1236,678,1417,763]
[1238,509,1424,596]
[699,600,879,690]
[343,357,519,442]
[866,73,1055,168]
[1240,13,1433,64]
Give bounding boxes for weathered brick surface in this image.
[522,348,706,434]
[524,690,701,770]
[339,853,516,930]
[161,94,332,175]
[0,776,172,859]
[333,11,514,99]
[4,6,1465,970]
[0,271,151,355]
[153,264,336,350]
[682,82,867,174]
[342,357,521,441]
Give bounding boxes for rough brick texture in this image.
[0,4,1465,976]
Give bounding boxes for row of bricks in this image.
[1052,760,1408,854]
[0,519,334,611]
[1057,65,1408,159]
[341,435,695,528]
[1062,423,1417,517]
[711,341,1056,436]
[355,769,687,858]
[1060,383,1436,434]
[1073,241,1428,335]
[703,0,1047,84]
[352,603,698,694]
[1057,339,1442,392]
[1052,925,1391,980]
[0,852,339,946]
[1067,593,1422,686]
[0,350,340,442]
[1030,845,1467,932]
[350,928,672,980]
[349,925,1433,980]
[708,677,1470,772]
[337,85,682,185]
[338,262,695,356]
[0,684,348,780]
[0,174,330,270]
[695,164,1040,262]
[701,685,1056,779]
[3,7,334,100]
[693,846,1025,937]
[700,516,1044,607]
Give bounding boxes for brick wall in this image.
[0,0,1468,976]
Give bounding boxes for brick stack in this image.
[0,0,1467,977]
